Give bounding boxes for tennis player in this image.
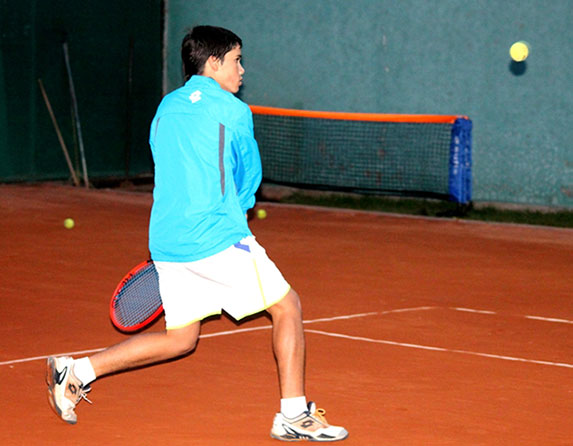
[46,25,347,442]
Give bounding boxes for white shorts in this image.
[154,236,291,330]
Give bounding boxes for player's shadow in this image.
[509,60,527,76]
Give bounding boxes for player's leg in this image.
[89,322,200,376]
[47,322,200,424]
[90,258,214,376]
[267,291,348,442]
[47,257,225,425]
[221,236,348,441]
[266,288,305,398]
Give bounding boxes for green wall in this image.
[0,0,162,183]
[166,0,573,208]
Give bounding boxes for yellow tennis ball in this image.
[64,218,75,229]
[510,41,530,62]
[257,209,267,219]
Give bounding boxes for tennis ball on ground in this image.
[256,209,267,219]
[64,218,75,229]
[510,41,530,62]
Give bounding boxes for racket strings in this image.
[114,264,162,327]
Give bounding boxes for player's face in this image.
[215,46,244,93]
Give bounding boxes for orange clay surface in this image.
[0,183,571,445]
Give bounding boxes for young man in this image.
[46,26,348,442]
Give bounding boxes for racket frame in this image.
[109,260,163,332]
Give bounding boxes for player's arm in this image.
[232,112,262,214]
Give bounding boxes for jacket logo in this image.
[189,90,202,103]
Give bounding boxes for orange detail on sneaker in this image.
[271,402,348,442]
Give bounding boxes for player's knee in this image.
[177,336,198,355]
[269,288,302,320]
[166,325,200,356]
[286,289,302,315]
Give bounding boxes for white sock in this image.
[281,396,308,419]
[73,357,97,386]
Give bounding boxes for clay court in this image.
[0,183,571,445]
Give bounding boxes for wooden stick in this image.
[37,79,80,187]
[124,36,134,180]
[63,41,89,188]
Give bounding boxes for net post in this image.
[448,117,473,204]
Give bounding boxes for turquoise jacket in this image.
[148,76,262,262]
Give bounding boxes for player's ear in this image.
[206,55,221,73]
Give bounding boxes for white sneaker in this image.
[271,402,348,442]
[46,356,91,424]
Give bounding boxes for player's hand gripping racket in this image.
[110,260,163,332]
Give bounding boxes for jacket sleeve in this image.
[231,109,262,214]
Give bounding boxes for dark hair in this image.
[181,25,242,81]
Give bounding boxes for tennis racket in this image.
[109,260,163,332]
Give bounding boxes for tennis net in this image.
[251,105,472,204]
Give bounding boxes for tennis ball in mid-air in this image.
[257,209,267,219]
[510,41,530,62]
[64,218,75,229]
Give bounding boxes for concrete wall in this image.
[166,0,573,207]
[0,0,162,182]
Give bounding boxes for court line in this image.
[0,348,107,367]
[524,315,573,324]
[1,306,570,367]
[453,307,497,315]
[202,307,435,339]
[304,306,434,324]
[305,329,573,369]
[451,307,573,324]
[0,307,429,366]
